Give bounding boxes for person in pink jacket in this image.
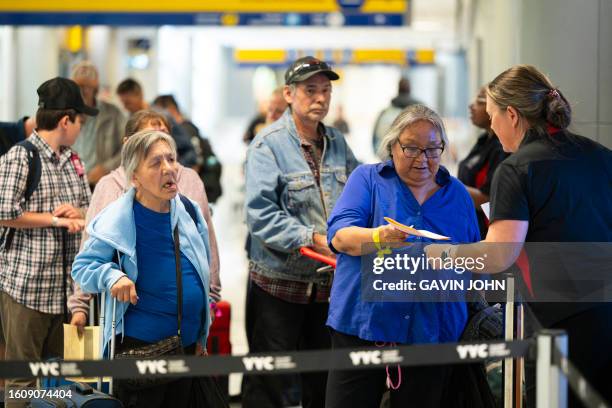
[68,109,221,331]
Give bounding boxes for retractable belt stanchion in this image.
[504,275,515,408]
[515,301,524,408]
[97,291,105,392]
[536,330,568,408]
[109,296,116,396]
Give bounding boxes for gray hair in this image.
[71,60,99,81]
[376,104,448,160]
[121,130,177,184]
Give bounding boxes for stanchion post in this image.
[504,275,515,408]
[97,291,105,391]
[515,303,524,408]
[536,330,568,408]
[109,296,116,396]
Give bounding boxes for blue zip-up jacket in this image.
[71,188,211,354]
[245,109,359,282]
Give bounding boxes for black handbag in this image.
[189,376,230,408]
[461,290,503,341]
[114,226,185,390]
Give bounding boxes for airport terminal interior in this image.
[0,0,611,407]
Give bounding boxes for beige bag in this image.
[63,323,103,382]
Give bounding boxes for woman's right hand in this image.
[110,276,139,305]
[377,224,410,243]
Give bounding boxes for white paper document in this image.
[384,217,451,240]
[481,202,490,220]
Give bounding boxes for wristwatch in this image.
[441,245,456,261]
[51,216,59,227]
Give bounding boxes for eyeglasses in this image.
[398,143,445,159]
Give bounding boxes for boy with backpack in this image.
[0,77,96,407]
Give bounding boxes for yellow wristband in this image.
[372,227,391,258]
[372,227,382,250]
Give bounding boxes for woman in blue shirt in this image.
[72,130,211,408]
[325,104,481,408]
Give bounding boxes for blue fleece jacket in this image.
[71,188,212,354]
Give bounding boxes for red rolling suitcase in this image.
[206,300,231,402]
[207,300,232,355]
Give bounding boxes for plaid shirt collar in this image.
[30,131,73,167]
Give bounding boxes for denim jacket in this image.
[245,109,359,282]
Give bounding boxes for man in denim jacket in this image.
[243,57,358,408]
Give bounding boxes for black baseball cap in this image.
[285,56,339,85]
[37,77,99,116]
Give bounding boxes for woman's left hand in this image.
[195,343,208,356]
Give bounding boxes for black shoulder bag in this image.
[114,226,184,390]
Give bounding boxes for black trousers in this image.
[524,303,612,408]
[115,336,196,408]
[325,329,454,408]
[242,283,330,408]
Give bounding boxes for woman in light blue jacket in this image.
[72,129,211,408]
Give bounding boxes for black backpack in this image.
[197,137,223,203]
[0,140,42,251]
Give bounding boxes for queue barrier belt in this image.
[0,339,532,379]
[551,346,611,408]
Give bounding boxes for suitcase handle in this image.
[71,382,94,395]
[299,247,336,268]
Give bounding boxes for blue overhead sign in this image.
[0,0,408,26]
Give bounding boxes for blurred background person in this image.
[0,116,36,154]
[71,61,126,188]
[265,87,288,125]
[116,78,148,116]
[372,78,422,157]
[332,105,350,135]
[153,94,223,203]
[116,79,197,168]
[457,86,508,239]
[242,110,266,146]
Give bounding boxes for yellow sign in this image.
[234,49,435,66]
[1,0,406,13]
[65,26,83,53]
[235,49,287,64]
[352,49,406,65]
[414,49,435,64]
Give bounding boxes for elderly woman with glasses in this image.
[72,130,212,408]
[325,104,483,408]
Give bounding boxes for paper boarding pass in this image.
[383,217,451,240]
